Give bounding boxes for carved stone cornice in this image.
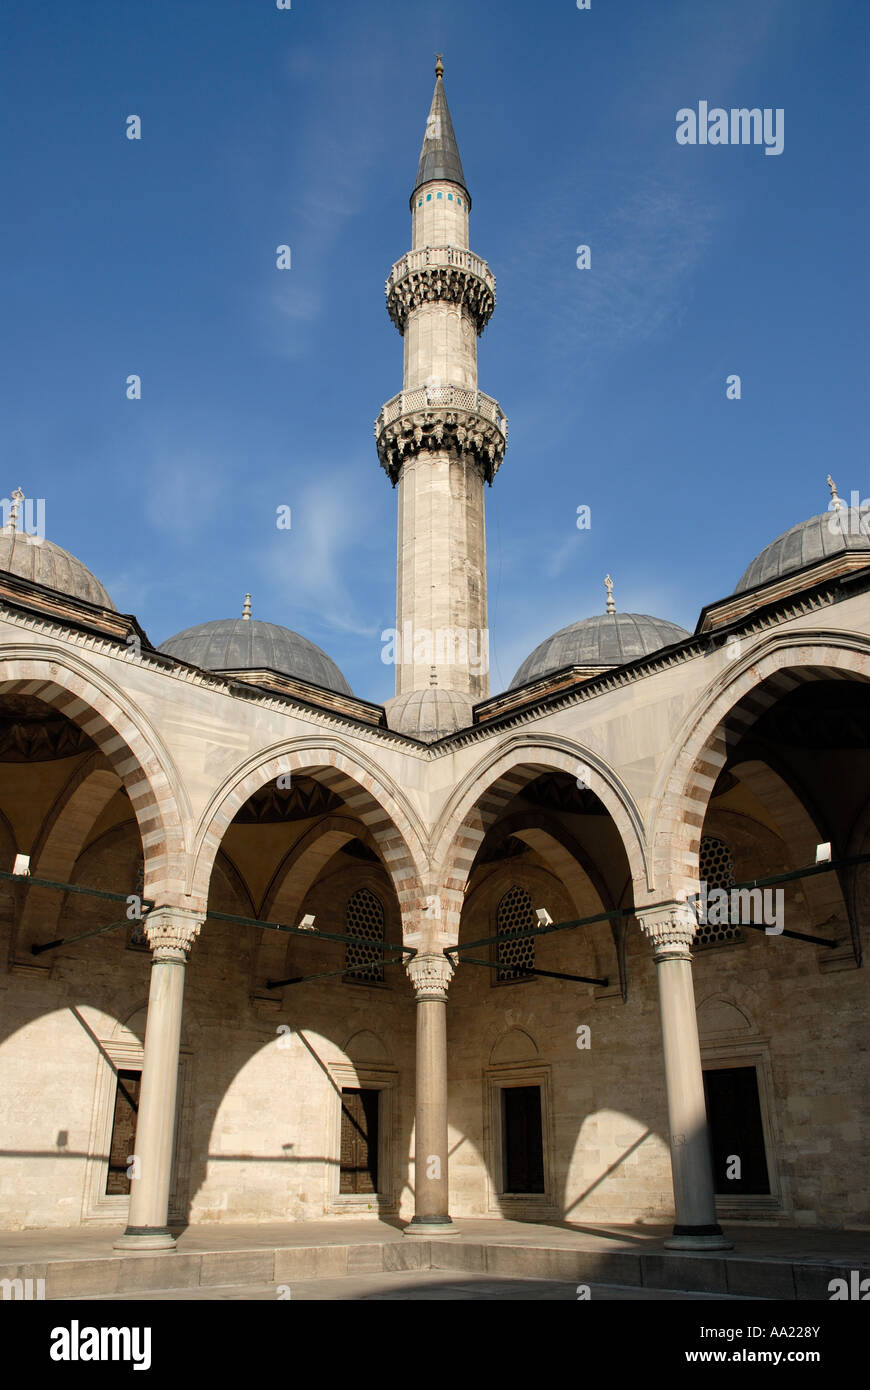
[387,263,495,335]
[406,952,454,1000]
[638,903,697,959]
[143,907,203,963]
[376,385,507,485]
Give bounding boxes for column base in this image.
[113,1227,177,1251]
[664,1225,734,1251]
[403,1217,461,1238]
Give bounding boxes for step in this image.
[2,1238,866,1301]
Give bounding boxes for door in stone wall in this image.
[105,1069,141,1195]
[502,1084,545,1193]
[703,1065,770,1194]
[339,1087,380,1194]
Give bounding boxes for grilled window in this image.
[696,835,742,948]
[496,884,536,982]
[345,887,385,983]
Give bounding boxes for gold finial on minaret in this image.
[435,53,444,79]
[827,475,845,511]
[242,593,252,620]
[604,574,615,614]
[9,486,24,532]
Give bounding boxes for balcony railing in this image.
[385,246,495,296]
[375,384,508,439]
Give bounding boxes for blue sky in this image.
[2,0,867,701]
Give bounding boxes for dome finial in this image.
[435,53,444,79]
[242,593,252,620]
[604,574,616,614]
[9,485,24,533]
[827,474,845,511]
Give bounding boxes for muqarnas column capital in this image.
[406,952,455,1000]
[637,902,698,959]
[144,907,204,963]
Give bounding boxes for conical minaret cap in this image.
[412,57,470,206]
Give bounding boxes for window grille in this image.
[696,835,742,948]
[345,887,385,983]
[496,884,536,982]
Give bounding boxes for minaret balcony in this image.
[385,246,496,335]
[375,383,507,485]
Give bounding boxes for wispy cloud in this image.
[259,459,388,638]
[142,447,232,539]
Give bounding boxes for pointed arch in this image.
[647,634,870,902]
[432,735,649,944]
[0,648,190,903]
[190,739,427,931]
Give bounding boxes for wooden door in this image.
[339,1088,379,1194]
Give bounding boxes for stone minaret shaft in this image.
[376,62,507,702]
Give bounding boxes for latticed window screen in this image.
[345,887,385,983]
[496,884,536,982]
[696,835,742,948]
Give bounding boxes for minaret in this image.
[377,59,507,733]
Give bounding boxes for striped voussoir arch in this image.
[192,750,424,923]
[434,751,650,943]
[452,764,543,874]
[439,765,537,940]
[0,667,185,904]
[653,655,870,899]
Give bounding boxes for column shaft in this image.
[114,909,201,1250]
[641,906,733,1250]
[404,952,458,1235]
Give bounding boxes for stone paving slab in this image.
[2,1218,868,1264]
[1,1219,867,1301]
[70,1271,750,1302]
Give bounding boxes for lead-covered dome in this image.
[0,528,115,609]
[735,508,870,593]
[159,616,352,696]
[384,687,473,741]
[510,611,689,690]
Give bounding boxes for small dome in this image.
[509,612,690,690]
[0,528,115,610]
[735,509,870,593]
[159,618,352,696]
[384,687,473,741]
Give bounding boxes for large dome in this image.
[0,528,115,609]
[159,618,352,696]
[735,508,870,593]
[510,612,690,690]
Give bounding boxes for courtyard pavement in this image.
[1,1215,868,1266]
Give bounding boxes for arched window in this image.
[496,884,536,983]
[345,887,385,983]
[697,835,742,948]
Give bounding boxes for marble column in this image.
[114,907,202,1250]
[639,903,733,1250]
[403,952,459,1236]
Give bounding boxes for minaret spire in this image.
[412,56,469,207]
[376,64,507,718]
